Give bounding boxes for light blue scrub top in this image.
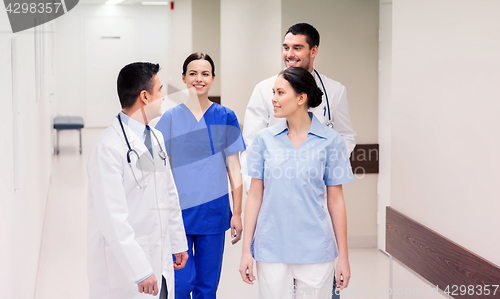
[156,103,245,235]
[242,114,354,264]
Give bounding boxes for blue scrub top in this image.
[242,114,354,264]
[156,103,246,235]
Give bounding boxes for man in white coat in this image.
[87,62,188,299]
[242,23,357,193]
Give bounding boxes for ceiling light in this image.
[141,1,169,5]
[106,0,125,4]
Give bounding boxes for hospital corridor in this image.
[2,0,500,299]
[33,129,389,299]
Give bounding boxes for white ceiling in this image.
[78,0,176,6]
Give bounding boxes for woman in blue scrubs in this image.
[155,52,245,299]
[239,67,353,299]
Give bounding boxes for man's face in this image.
[282,33,317,72]
[144,74,164,121]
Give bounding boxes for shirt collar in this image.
[273,113,327,139]
[118,111,147,141]
[273,119,289,136]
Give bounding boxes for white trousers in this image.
[256,261,336,299]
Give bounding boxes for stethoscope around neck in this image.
[313,69,334,129]
[117,113,167,189]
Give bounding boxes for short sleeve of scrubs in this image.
[241,133,265,180]
[224,110,246,157]
[324,136,354,186]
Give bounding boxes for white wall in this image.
[192,0,220,96]
[0,14,55,299]
[0,13,15,299]
[166,0,221,97]
[54,4,171,126]
[168,0,192,93]
[220,0,282,120]
[390,0,500,294]
[378,0,392,251]
[282,0,380,248]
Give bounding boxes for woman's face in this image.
[182,59,215,97]
[272,75,306,119]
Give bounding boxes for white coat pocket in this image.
[104,236,150,289]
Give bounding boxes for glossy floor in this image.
[35,128,389,299]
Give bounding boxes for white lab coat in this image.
[87,117,188,299]
[241,71,357,192]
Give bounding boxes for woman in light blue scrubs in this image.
[155,52,245,299]
[240,67,353,299]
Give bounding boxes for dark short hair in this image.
[285,23,320,49]
[182,52,215,76]
[279,67,323,108]
[117,62,160,109]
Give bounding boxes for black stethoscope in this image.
[313,69,334,129]
[117,113,167,189]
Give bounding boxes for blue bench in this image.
[53,116,85,155]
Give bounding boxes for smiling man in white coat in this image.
[242,23,356,192]
[87,62,188,299]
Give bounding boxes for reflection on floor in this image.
[35,128,389,299]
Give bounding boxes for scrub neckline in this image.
[181,102,214,123]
